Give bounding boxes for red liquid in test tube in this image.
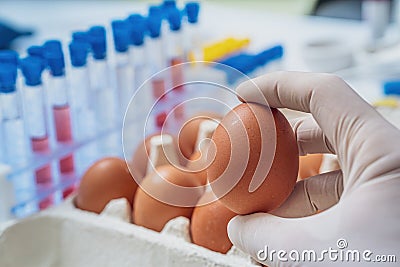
[31,136,53,209]
[170,58,184,92]
[53,105,76,198]
[170,58,185,120]
[152,79,168,129]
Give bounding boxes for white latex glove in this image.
[228,72,400,266]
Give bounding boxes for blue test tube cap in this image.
[88,26,107,60]
[72,31,90,43]
[130,26,145,46]
[27,46,47,72]
[0,50,18,79]
[127,14,146,45]
[162,1,177,18]
[112,28,130,53]
[69,41,90,67]
[147,16,162,38]
[148,5,164,19]
[43,40,63,53]
[20,56,44,86]
[383,80,400,96]
[168,7,182,31]
[27,45,44,57]
[43,40,65,69]
[0,50,19,66]
[111,20,128,31]
[185,2,200,24]
[45,51,65,77]
[127,14,145,24]
[89,26,106,38]
[163,0,176,9]
[88,35,107,60]
[0,64,17,93]
[112,20,130,52]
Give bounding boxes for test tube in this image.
[147,15,170,130]
[183,2,200,61]
[0,64,29,165]
[0,163,13,222]
[362,0,391,50]
[167,7,186,123]
[0,63,36,211]
[20,57,54,210]
[88,26,118,131]
[112,20,135,118]
[0,51,20,162]
[68,41,93,139]
[68,41,99,174]
[127,14,148,92]
[44,43,75,198]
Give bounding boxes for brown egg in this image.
[178,117,207,159]
[133,164,204,232]
[191,190,237,254]
[130,133,186,180]
[75,157,138,214]
[185,120,219,185]
[178,113,220,159]
[298,154,323,180]
[186,151,208,185]
[207,103,299,215]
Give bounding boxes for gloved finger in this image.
[228,213,317,266]
[289,115,334,156]
[270,170,343,218]
[236,71,400,191]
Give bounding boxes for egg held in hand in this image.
[190,190,237,254]
[75,157,138,214]
[207,103,299,215]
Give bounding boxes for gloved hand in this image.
[228,72,400,266]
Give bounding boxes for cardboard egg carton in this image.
[0,196,260,267]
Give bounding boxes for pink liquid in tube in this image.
[31,137,52,184]
[170,58,185,120]
[53,105,76,198]
[31,136,54,210]
[53,105,73,143]
[152,78,166,100]
[152,79,168,129]
[170,58,184,92]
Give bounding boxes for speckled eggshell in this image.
[207,103,299,215]
[178,117,208,159]
[75,157,138,214]
[186,150,208,186]
[133,165,204,232]
[190,190,237,254]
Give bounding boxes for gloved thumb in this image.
[228,213,323,266]
[228,213,300,266]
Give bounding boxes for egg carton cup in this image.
[0,196,260,267]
